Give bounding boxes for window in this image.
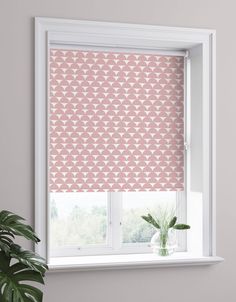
[35,18,222,270]
[48,46,186,257]
[50,192,109,252]
[50,191,182,257]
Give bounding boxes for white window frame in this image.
[35,17,223,270]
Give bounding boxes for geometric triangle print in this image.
[49,48,184,192]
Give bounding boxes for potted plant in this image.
[141,208,190,256]
[0,210,48,301]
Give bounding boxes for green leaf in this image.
[141,214,160,229]
[0,240,11,255]
[13,270,44,284]
[168,216,177,228]
[0,252,44,302]
[0,210,48,302]
[20,284,43,302]
[0,211,40,243]
[0,231,15,238]
[8,262,31,275]
[0,231,15,255]
[173,224,191,230]
[0,251,11,272]
[10,244,48,275]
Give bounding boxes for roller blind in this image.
[49,48,184,192]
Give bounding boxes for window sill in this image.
[48,253,224,272]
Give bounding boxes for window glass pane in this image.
[50,192,108,248]
[122,192,177,244]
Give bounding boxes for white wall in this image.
[0,0,235,301]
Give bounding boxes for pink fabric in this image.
[49,49,184,192]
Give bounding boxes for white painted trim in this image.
[183,53,191,251]
[202,34,216,257]
[35,17,214,46]
[176,192,187,252]
[111,192,123,250]
[211,32,217,256]
[50,43,186,56]
[35,17,219,266]
[48,253,224,272]
[35,19,48,260]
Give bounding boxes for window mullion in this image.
[110,192,122,251]
[107,192,113,248]
[176,191,187,251]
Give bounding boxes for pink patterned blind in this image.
[49,49,184,192]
